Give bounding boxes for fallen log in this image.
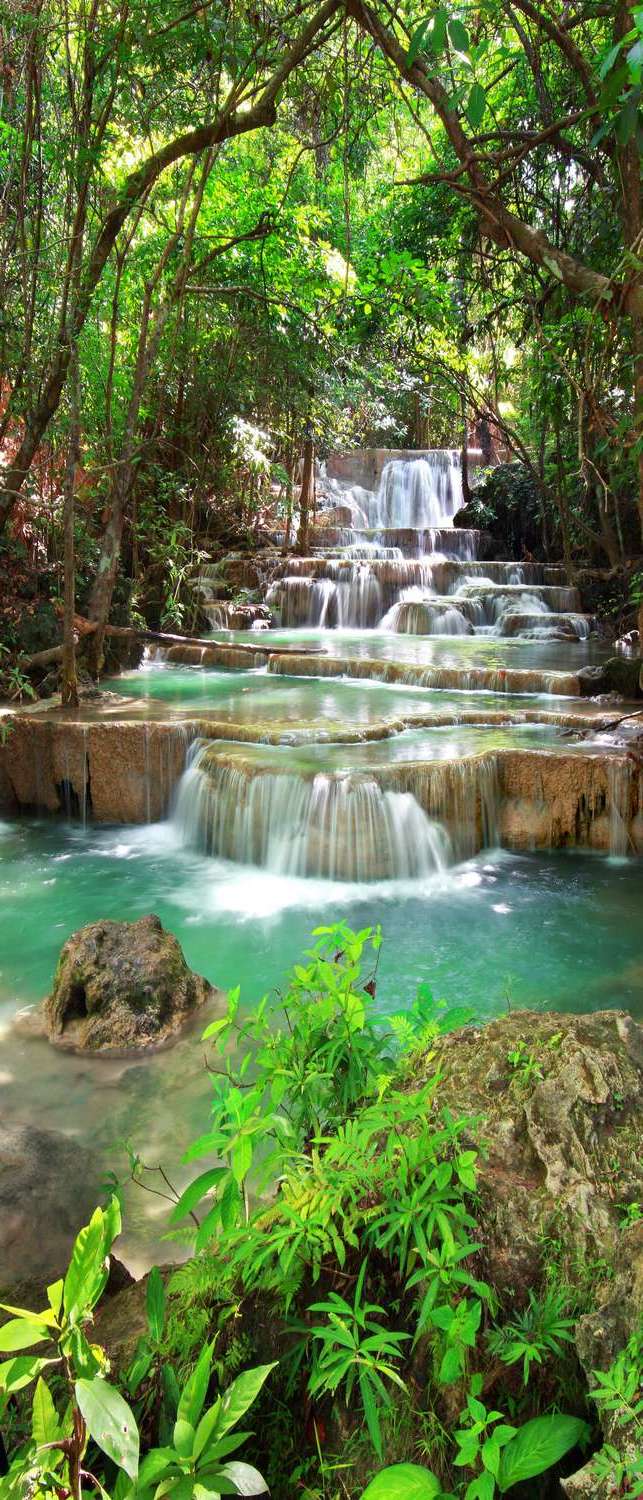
[17,620,326,672]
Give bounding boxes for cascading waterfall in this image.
[172,740,504,879]
[265,451,594,641]
[381,589,473,637]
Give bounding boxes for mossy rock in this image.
[45,913,223,1052]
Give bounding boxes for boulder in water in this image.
[578,655,642,699]
[45,914,219,1052]
[0,1123,101,1295]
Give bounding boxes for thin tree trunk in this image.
[296,431,315,556]
[460,398,471,507]
[61,354,80,706]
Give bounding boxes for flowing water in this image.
[1,450,641,1270]
[256,453,598,640]
[1,815,642,1268]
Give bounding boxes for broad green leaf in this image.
[195,1202,224,1253]
[214,1363,276,1440]
[177,1342,214,1428]
[448,18,469,53]
[32,1377,60,1446]
[466,82,486,128]
[218,1460,269,1495]
[361,1463,442,1498]
[146,1267,166,1342]
[231,1135,253,1185]
[137,1446,178,1488]
[0,1355,55,1394]
[170,1170,224,1230]
[407,19,430,67]
[173,1417,196,1458]
[439,1345,462,1384]
[75,1376,139,1480]
[0,1303,58,1327]
[0,1319,50,1352]
[498,1415,589,1492]
[102,1194,122,1254]
[64,1208,108,1322]
[47,1281,64,1319]
[430,8,448,53]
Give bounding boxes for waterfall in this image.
[381,589,473,636]
[364,453,463,531]
[173,743,452,880]
[608,759,633,857]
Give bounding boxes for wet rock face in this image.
[578,654,642,699]
[45,914,219,1052]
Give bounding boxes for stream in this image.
[1,450,641,1272]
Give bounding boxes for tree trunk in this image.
[296,433,315,556]
[85,480,126,677]
[461,398,471,507]
[61,357,80,706]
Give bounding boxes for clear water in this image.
[209,626,610,671]
[101,663,609,732]
[1,814,642,1267]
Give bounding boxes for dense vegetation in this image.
[1,0,643,692]
[2,926,641,1499]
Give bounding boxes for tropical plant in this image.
[486,1289,576,1384]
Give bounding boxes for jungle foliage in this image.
[1,926,640,1499]
[1,0,642,664]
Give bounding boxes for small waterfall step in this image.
[173,738,499,879]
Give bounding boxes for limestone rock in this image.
[428,1009,643,1298]
[0,1123,100,1294]
[45,914,219,1052]
[561,1222,643,1498]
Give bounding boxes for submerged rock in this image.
[0,1123,100,1295]
[45,914,220,1052]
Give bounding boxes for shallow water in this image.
[1,815,642,1267]
[101,663,607,730]
[209,625,609,671]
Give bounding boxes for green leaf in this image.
[0,1320,50,1352]
[75,1376,139,1480]
[231,1135,253,1185]
[448,18,470,53]
[47,1281,64,1319]
[177,1342,214,1428]
[466,82,486,128]
[146,1267,166,1342]
[217,1460,269,1495]
[170,1170,226,1225]
[439,1345,463,1384]
[407,18,430,66]
[498,1415,589,1492]
[215,1363,276,1439]
[0,1355,55,1395]
[430,8,448,54]
[173,1417,196,1458]
[359,1369,382,1458]
[361,1463,442,1498]
[32,1377,60,1446]
[136,1446,178,1488]
[64,1209,109,1323]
